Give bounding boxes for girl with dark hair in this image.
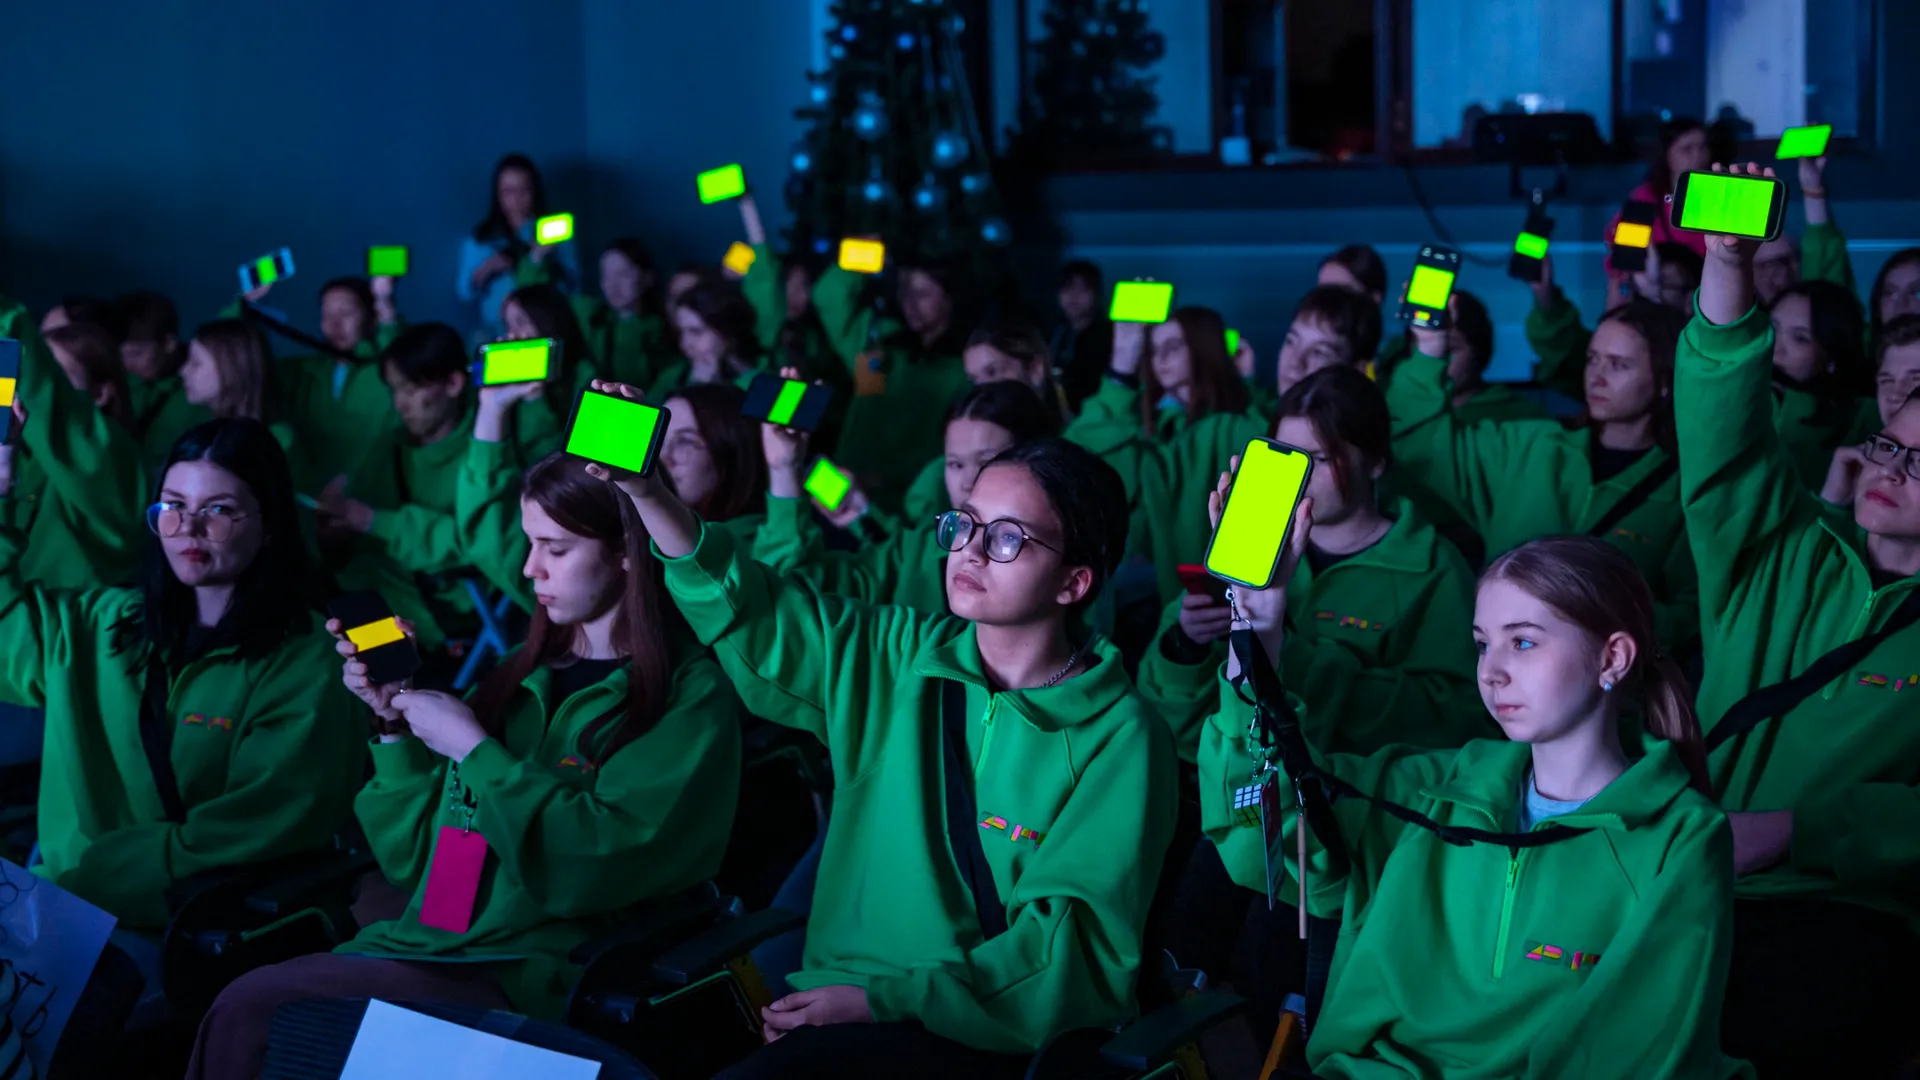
[278,276,408,481]
[496,282,598,461]
[618,388,1175,1076]
[731,191,841,395]
[1604,118,1712,295]
[1201,517,1743,1080]
[0,416,363,991]
[1766,279,1876,489]
[1138,366,1487,761]
[185,451,742,1079]
[1391,297,1700,652]
[1869,247,1920,346]
[1051,259,1114,409]
[1316,244,1389,305]
[572,236,673,389]
[116,289,213,467]
[758,377,1064,614]
[456,153,579,342]
[648,274,767,398]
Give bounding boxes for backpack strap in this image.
[940,679,1008,940]
[1706,586,1920,753]
[137,658,188,824]
[1587,455,1679,540]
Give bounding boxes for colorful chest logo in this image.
[557,755,598,773]
[1856,672,1920,692]
[1314,611,1386,633]
[180,712,234,731]
[1524,940,1600,971]
[1611,527,1654,546]
[979,814,1046,846]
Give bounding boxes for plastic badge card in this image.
[340,1000,600,1080]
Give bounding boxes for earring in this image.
[1601,679,1615,692]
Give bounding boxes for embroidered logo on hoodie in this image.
[979,814,1045,846]
[1314,611,1386,632]
[1856,672,1919,691]
[181,713,233,731]
[1524,940,1600,971]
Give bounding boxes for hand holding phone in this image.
[0,338,20,445]
[328,592,423,693]
[1398,246,1461,329]
[572,381,671,496]
[1683,163,1784,256]
[1204,440,1316,590]
[741,372,833,432]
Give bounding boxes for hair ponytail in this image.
[1641,652,1712,796]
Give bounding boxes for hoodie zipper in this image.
[1824,586,1902,702]
[973,693,999,778]
[1492,848,1522,979]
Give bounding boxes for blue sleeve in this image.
[554,240,581,293]
[456,237,492,303]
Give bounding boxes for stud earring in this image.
[1601,679,1615,692]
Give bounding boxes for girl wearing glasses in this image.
[0,417,364,1000]
[755,378,1063,615]
[609,373,1176,1078]
[1681,163,1920,1077]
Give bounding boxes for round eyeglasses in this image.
[1862,433,1920,481]
[146,502,251,542]
[933,509,1062,564]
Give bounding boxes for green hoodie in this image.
[502,362,599,464]
[270,324,406,486]
[0,296,149,591]
[129,373,213,468]
[662,520,1177,1054]
[813,266,971,513]
[1136,500,1492,764]
[1199,681,1749,1080]
[570,295,671,390]
[751,495,949,614]
[1677,303,1920,926]
[0,547,366,929]
[1388,350,1699,649]
[1131,409,1275,607]
[339,648,741,1019]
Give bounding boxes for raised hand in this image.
[1703,162,1777,265]
[328,616,416,733]
[1111,320,1146,377]
[1529,252,1556,310]
[582,379,667,501]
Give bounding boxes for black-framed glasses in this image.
[933,510,1062,564]
[1862,433,1920,481]
[146,502,251,541]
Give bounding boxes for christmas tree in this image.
[1010,0,1170,169]
[785,0,1010,282]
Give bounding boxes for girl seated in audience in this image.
[1,417,364,1006]
[1868,247,1920,347]
[271,276,405,483]
[618,404,1176,1078]
[572,236,671,389]
[1050,260,1113,409]
[1316,244,1388,307]
[116,289,210,465]
[648,273,767,398]
[457,153,578,343]
[1202,519,1746,1079]
[185,452,742,1079]
[1271,285,1384,401]
[757,378,1063,615]
[1680,165,1920,1076]
[730,191,838,390]
[177,320,307,479]
[1605,118,1711,294]
[496,282,597,461]
[1765,279,1872,488]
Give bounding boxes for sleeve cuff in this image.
[366,509,403,544]
[657,519,746,646]
[1158,623,1215,667]
[464,434,515,471]
[765,494,808,533]
[1685,295,1770,353]
[369,736,441,779]
[864,970,929,1026]
[455,737,518,790]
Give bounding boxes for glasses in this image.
[147,502,251,542]
[1862,433,1920,481]
[933,510,1062,564]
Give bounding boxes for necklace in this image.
[1040,643,1087,689]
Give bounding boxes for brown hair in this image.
[1274,366,1392,496]
[1588,299,1684,453]
[43,322,134,430]
[1140,306,1250,435]
[1318,244,1388,301]
[188,319,275,421]
[1870,248,1920,341]
[1875,313,1920,370]
[663,382,767,522]
[466,454,676,763]
[675,273,763,371]
[1482,536,1710,797]
[966,320,1070,422]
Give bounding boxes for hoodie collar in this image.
[912,622,1134,732]
[1294,497,1439,588]
[1421,735,1693,833]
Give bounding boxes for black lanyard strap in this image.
[940,679,1008,940]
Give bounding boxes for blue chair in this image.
[452,578,517,692]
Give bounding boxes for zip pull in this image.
[1294,776,1308,940]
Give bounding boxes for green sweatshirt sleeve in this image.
[1799,222,1857,295]
[812,264,873,370]
[1791,782,1920,894]
[62,642,367,927]
[1386,352,1535,534]
[1132,600,1225,764]
[750,495,903,605]
[366,503,467,574]
[1525,817,1744,1080]
[454,656,742,919]
[1523,293,1592,401]
[740,243,787,351]
[1062,379,1144,456]
[454,437,534,611]
[18,318,149,576]
[0,525,129,708]
[1674,303,1809,620]
[355,737,448,894]
[866,705,1175,1053]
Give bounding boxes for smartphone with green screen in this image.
[535,213,574,245]
[1508,209,1554,283]
[237,247,295,293]
[1671,170,1788,241]
[804,458,854,512]
[1109,281,1174,323]
[1398,245,1461,329]
[367,245,410,277]
[0,338,19,443]
[1775,124,1832,160]
[742,373,834,432]
[1203,438,1315,590]
[472,339,555,386]
[698,164,747,204]
[565,390,669,478]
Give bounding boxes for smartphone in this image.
[742,372,834,432]
[1109,281,1174,324]
[565,389,669,478]
[804,458,854,512]
[1608,200,1659,273]
[367,245,410,277]
[472,338,555,386]
[1203,438,1314,590]
[328,591,422,686]
[1175,563,1230,603]
[1670,170,1789,241]
[722,241,757,276]
[535,213,574,245]
[698,164,748,204]
[1507,211,1555,283]
[1775,124,1833,160]
[0,339,18,443]
[1225,328,1241,355]
[1398,245,1461,330]
[237,247,295,293]
[838,238,886,275]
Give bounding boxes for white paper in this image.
[340,999,601,1080]
[0,856,118,1075]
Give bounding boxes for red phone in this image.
[1176,564,1230,603]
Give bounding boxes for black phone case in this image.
[1399,248,1461,329]
[1608,201,1660,272]
[1202,438,1315,591]
[1508,213,1555,283]
[742,373,834,431]
[0,339,19,444]
[1670,172,1788,241]
[327,591,422,687]
[564,390,671,479]
[472,338,558,387]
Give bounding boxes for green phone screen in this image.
[1109,281,1174,323]
[1204,439,1312,588]
[535,213,574,245]
[698,164,747,204]
[368,245,409,276]
[1513,232,1550,259]
[805,459,853,510]
[1677,173,1777,237]
[480,339,552,384]
[1406,264,1456,310]
[1775,124,1832,160]
[566,392,663,475]
[766,381,809,426]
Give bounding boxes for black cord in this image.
[1400,164,1506,269]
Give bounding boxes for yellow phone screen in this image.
[1204,439,1313,589]
[0,378,15,408]
[347,617,405,651]
[1613,221,1652,249]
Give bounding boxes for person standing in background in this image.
[457,154,579,344]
